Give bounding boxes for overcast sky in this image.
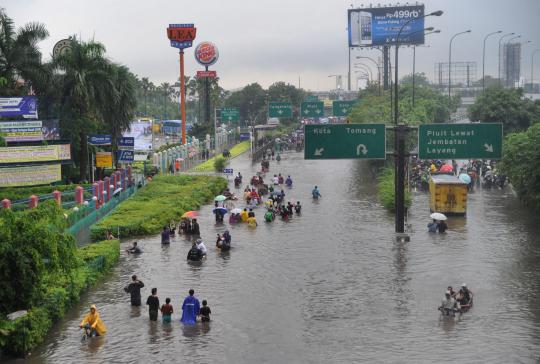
[3,0,540,91]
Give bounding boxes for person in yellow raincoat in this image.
[79,304,107,337]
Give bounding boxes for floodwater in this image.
[12,152,540,363]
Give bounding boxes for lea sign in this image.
[167,24,197,49]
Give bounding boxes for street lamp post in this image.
[354,63,374,81]
[531,49,540,92]
[448,30,471,110]
[356,56,381,95]
[504,35,521,87]
[482,31,502,92]
[498,32,515,86]
[393,10,442,234]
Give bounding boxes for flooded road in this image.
[14,152,540,363]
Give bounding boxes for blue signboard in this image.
[170,40,193,49]
[223,168,233,174]
[348,5,425,47]
[118,137,135,149]
[116,150,134,163]
[239,133,251,141]
[0,96,38,119]
[88,134,112,145]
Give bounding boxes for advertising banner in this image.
[96,152,113,168]
[0,164,61,187]
[0,96,38,118]
[348,5,425,47]
[167,23,196,49]
[0,144,71,164]
[88,134,112,145]
[0,120,42,142]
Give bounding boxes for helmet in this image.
[486,166,491,170]
[461,283,467,288]
[196,238,202,244]
[445,291,451,296]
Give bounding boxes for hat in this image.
[196,238,202,244]
[461,283,467,288]
[90,304,97,310]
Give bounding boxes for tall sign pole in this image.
[167,23,197,145]
[180,49,187,145]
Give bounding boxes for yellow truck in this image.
[429,174,468,215]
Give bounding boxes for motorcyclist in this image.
[456,283,472,305]
[79,304,107,337]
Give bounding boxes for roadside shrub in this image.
[214,156,226,172]
[191,141,250,172]
[90,175,227,240]
[377,167,412,212]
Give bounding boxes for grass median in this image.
[191,140,250,172]
[90,175,227,240]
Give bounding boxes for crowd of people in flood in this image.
[410,158,507,191]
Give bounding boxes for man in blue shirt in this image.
[181,289,200,325]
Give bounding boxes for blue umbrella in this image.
[458,173,472,184]
[213,207,228,215]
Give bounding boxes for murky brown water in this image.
[11,152,540,363]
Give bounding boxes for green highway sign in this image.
[221,108,240,122]
[418,123,503,159]
[304,123,386,160]
[301,101,324,118]
[268,102,292,118]
[332,100,357,117]
[306,95,319,101]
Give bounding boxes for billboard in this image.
[123,120,153,151]
[96,152,113,168]
[0,96,38,118]
[0,144,71,165]
[0,120,60,142]
[88,134,112,145]
[348,5,425,47]
[0,164,61,187]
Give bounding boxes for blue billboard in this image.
[0,96,38,119]
[88,134,112,145]
[118,137,135,149]
[348,5,425,47]
[116,150,134,163]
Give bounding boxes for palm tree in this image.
[141,77,152,116]
[0,8,49,95]
[53,37,112,181]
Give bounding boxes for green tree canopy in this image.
[468,87,540,133]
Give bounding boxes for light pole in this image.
[412,31,440,108]
[354,63,374,81]
[393,10,442,234]
[531,49,540,92]
[498,32,515,86]
[348,46,352,91]
[356,56,381,95]
[482,30,502,92]
[504,35,521,87]
[448,30,471,108]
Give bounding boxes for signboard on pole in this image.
[0,164,62,187]
[301,101,324,118]
[196,70,217,78]
[118,137,135,149]
[268,102,292,118]
[116,150,134,163]
[194,42,219,67]
[0,144,71,165]
[418,123,503,159]
[221,108,240,122]
[304,123,386,159]
[0,96,38,118]
[332,100,357,117]
[167,24,197,49]
[0,120,42,142]
[95,152,113,168]
[348,5,425,47]
[88,134,112,146]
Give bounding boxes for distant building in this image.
[503,42,521,87]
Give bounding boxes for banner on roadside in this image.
[0,96,38,119]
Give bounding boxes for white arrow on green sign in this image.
[268,102,292,118]
[301,101,324,118]
[418,123,503,159]
[332,100,357,117]
[220,108,240,122]
[304,123,386,159]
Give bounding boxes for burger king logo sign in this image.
[194,42,219,67]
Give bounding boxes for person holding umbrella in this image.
[429,212,448,233]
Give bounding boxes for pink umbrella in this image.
[439,164,453,173]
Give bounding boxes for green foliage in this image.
[90,175,227,239]
[0,226,119,356]
[213,156,227,172]
[500,123,540,210]
[377,168,412,212]
[0,183,91,201]
[468,87,540,133]
[191,141,250,172]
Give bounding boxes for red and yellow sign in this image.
[194,42,219,66]
[95,152,113,168]
[167,27,197,42]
